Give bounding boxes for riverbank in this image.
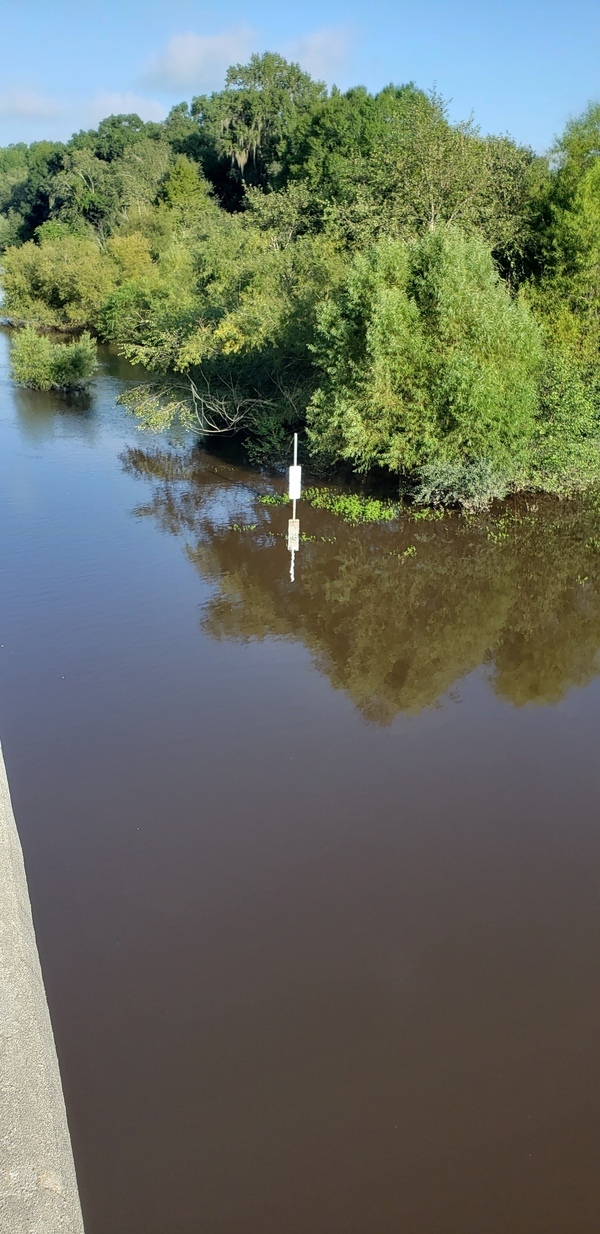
[0,742,84,1233]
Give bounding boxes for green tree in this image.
[551,101,600,200]
[163,103,207,162]
[1,141,65,240]
[2,232,117,325]
[523,102,600,371]
[159,154,213,226]
[308,228,543,487]
[69,113,162,161]
[191,52,327,200]
[116,214,343,454]
[0,144,29,247]
[49,147,120,237]
[530,158,600,360]
[114,139,172,224]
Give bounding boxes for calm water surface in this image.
[2,327,600,1233]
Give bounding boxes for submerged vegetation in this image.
[3,58,600,503]
[302,488,399,523]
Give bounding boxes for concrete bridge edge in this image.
[0,742,84,1233]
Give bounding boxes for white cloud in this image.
[0,88,65,120]
[284,26,354,83]
[85,92,167,126]
[144,27,256,93]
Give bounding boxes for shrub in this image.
[308,228,544,480]
[526,353,600,493]
[411,458,511,510]
[10,326,97,390]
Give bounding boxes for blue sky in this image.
[1,0,599,152]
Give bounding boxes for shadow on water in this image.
[95,340,150,384]
[122,443,600,721]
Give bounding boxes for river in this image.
[2,327,600,1233]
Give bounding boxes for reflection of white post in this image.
[288,432,301,581]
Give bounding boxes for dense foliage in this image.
[2,54,600,503]
[10,326,97,390]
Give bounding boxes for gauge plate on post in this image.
[287,519,300,550]
[288,465,302,500]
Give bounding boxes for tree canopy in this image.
[2,54,600,504]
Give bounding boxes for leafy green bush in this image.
[2,234,117,325]
[308,228,543,482]
[411,458,511,510]
[10,326,97,390]
[526,353,600,493]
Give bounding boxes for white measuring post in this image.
[288,432,302,501]
[287,433,301,580]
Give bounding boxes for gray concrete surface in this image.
[0,743,84,1233]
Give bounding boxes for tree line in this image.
[2,53,600,505]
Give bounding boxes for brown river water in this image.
[2,326,600,1233]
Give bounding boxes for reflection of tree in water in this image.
[123,445,600,721]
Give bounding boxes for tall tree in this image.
[191,52,327,201]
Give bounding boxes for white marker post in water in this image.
[288,433,301,581]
